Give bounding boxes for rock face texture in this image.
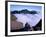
[11,15,23,30]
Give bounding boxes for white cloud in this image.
[13,13,42,27]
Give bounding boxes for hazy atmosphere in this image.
[10,5,42,12]
[10,5,42,31]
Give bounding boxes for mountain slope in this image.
[11,9,38,14]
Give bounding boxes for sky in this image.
[10,5,42,13]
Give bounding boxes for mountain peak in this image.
[11,9,38,14]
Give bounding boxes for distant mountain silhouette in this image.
[11,9,38,14]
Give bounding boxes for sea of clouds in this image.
[13,13,42,28]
